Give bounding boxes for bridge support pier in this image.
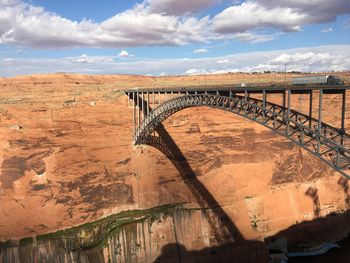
[317,89,323,153]
[132,92,135,137]
[287,89,291,135]
[341,89,346,140]
[309,90,313,128]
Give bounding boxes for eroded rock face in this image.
[0,73,350,262]
[0,205,269,263]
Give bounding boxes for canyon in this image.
[0,72,350,262]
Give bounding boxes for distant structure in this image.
[292,75,344,86]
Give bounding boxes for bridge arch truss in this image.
[125,86,350,178]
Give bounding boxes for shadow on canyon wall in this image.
[153,241,268,263]
[153,126,243,242]
[136,94,244,244]
[153,209,350,263]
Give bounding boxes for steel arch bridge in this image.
[125,85,350,178]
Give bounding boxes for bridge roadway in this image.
[124,84,350,178]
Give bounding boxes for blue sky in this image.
[0,0,350,76]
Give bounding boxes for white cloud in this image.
[1,45,349,77]
[68,54,115,64]
[0,0,349,49]
[231,32,278,43]
[213,2,303,33]
[213,0,350,33]
[158,71,168,76]
[193,48,208,54]
[270,52,328,65]
[256,0,350,17]
[2,57,14,62]
[0,0,209,48]
[118,50,131,57]
[346,18,350,29]
[216,59,230,64]
[266,51,350,72]
[0,0,18,6]
[185,68,241,75]
[69,54,92,64]
[321,27,333,33]
[209,68,240,74]
[185,68,208,75]
[146,0,220,16]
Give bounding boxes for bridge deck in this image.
[124,85,350,94]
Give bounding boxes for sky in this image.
[0,0,350,76]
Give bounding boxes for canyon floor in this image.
[0,72,350,262]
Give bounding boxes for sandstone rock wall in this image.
[0,73,350,262]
